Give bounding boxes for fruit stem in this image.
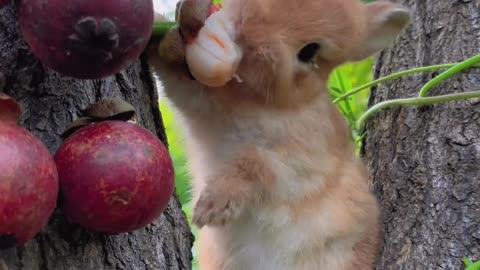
[0,93,22,124]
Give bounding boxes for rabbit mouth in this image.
[184,8,243,88]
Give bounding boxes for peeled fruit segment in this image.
[18,0,154,79]
[185,9,242,87]
[54,121,174,234]
[0,121,59,248]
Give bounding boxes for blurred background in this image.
[154,0,176,20]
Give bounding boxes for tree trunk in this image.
[363,0,480,269]
[0,5,193,270]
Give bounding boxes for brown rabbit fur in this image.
[147,0,410,269]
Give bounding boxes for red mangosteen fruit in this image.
[54,120,174,234]
[17,0,154,79]
[0,94,59,249]
[0,0,10,9]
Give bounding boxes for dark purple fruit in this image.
[54,120,174,234]
[0,0,10,9]
[0,94,59,248]
[18,0,154,79]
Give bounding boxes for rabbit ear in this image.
[349,1,411,61]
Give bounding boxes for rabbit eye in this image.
[297,43,320,63]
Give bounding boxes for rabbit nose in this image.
[185,9,242,88]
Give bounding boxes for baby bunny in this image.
[148,0,410,269]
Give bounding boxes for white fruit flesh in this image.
[185,9,242,87]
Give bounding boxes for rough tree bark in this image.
[363,0,480,269]
[0,4,193,270]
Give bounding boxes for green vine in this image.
[332,62,480,104]
[333,63,480,103]
[418,54,480,97]
[355,89,480,130]
[340,53,480,131]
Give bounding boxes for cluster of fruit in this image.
[0,0,175,249]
